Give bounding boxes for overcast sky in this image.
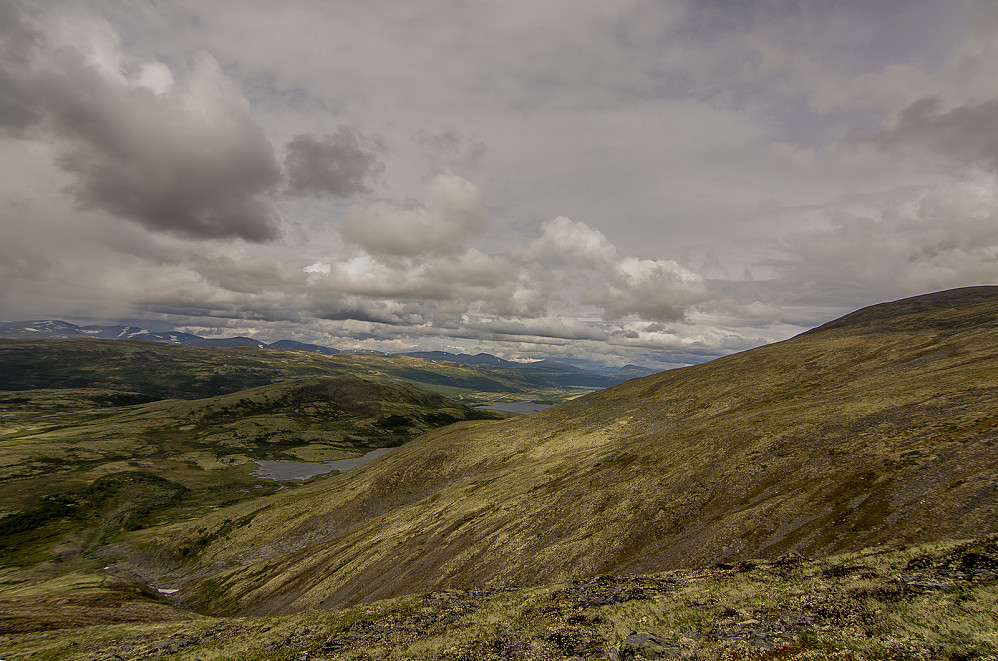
[2,0,997,369]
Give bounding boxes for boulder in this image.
[617,631,682,659]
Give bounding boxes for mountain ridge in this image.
[0,320,337,352]
[803,285,998,335]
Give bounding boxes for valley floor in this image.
[2,536,997,660]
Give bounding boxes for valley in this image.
[1,287,997,659]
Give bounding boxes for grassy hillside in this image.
[3,287,997,660]
[117,287,998,616]
[0,337,589,627]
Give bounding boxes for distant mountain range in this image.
[0,319,655,388]
[0,320,341,354]
[399,350,656,386]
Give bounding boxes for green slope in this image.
[124,287,998,615]
[0,336,586,617]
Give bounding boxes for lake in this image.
[252,447,395,481]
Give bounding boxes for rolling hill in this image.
[0,374,502,597]
[109,286,997,617]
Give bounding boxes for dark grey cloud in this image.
[462,318,607,342]
[312,297,429,327]
[0,1,44,131]
[413,128,486,171]
[284,127,385,198]
[0,6,282,242]
[877,96,998,171]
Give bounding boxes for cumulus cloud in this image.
[306,248,535,325]
[528,217,708,322]
[340,172,486,256]
[316,208,710,333]
[583,257,708,322]
[284,127,385,197]
[0,4,282,241]
[528,216,617,270]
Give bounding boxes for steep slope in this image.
[129,288,998,615]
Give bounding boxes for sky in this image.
[2,0,997,369]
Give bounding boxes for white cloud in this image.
[528,216,708,322]
[527,217,617,270]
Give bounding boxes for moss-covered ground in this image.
[1,537,996,659]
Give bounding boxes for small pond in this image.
[253,447,395,481]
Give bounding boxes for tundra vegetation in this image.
[1,287,997,659]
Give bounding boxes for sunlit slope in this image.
[142,287,998,615]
